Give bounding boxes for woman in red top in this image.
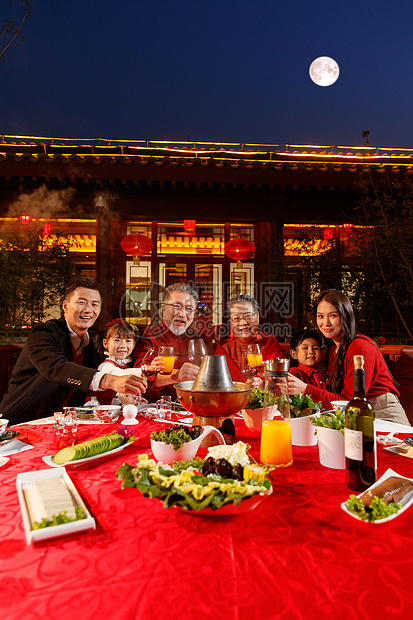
[287,289,410,425]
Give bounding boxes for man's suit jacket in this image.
[0,318,102,424]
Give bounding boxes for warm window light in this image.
[42,222,52,235]
[342,223,354,232]
[19,215,32,224]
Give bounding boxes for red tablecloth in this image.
[1,418,413,620]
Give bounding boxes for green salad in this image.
[345,495,401,522]
[311,411,345,434]
[150,425,202,450]
[288,392,322,418]
[116,454,271,511]
[33,506,86,529]
[246,389,322,418]
[246,388,276,410]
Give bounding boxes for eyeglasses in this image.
[163,303,196,315]
[230,313,258,324]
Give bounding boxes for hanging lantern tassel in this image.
[120,233,153,265]
[225,237,255,268]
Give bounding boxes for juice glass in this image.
[247,344,263,368]
[260,420,293,467]
[158,346,175,375]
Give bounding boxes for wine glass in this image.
[119,350,157,411]
[240,353,258,381]
[187,339,207,366]
[140,347,161,379]
[118,393,147,409]
[246,344,263,369]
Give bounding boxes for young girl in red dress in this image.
[94,319,144,404]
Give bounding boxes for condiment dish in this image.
[93,405,121,423]
[331,400,348,413]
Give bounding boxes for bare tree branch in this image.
[0,0,33,62]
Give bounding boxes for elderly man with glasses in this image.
[133,282,203,400]
[219,293,284,386]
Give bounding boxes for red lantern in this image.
[183,219,196,236]
[342,223,354,232]
[121,233,153,265]
[225,237,255,268]
[19,215,32,224]
[42,222,52,235]
[323,228,335,240]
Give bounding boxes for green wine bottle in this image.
[344,354,377,492]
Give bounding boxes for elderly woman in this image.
[218,294,285,385]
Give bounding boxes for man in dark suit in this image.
[0,276,147,425]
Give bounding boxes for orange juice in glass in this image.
[247,344,262,368]
[158,346,175,375]
[260,420,293,467]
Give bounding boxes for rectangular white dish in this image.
[16,467,96,544]
[341,468,413,524]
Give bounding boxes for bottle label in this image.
[345,428,363,461]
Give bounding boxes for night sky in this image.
[2,0,413,149]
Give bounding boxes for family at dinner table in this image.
[0,276,409,427]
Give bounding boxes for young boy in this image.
[289,328,328,389]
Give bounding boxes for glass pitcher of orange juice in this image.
[263,358,291,419]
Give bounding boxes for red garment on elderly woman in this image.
[219,333,285,382]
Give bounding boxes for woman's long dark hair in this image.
[315,289,356,392]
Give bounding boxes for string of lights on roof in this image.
[2,134,413,161]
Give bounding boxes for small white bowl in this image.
[93,405,121,423]
[242,405,280,433]
[317,426,345,469]
[150,425,225,465]
[331,400,349,413]
[289,413,318,446]
[0,419,9,435]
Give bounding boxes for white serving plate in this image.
[42,439,137,468]
[341,468,413,524]
[171,486,273,516]
[16,467,96,544]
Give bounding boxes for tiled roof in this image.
[1,136,413,189]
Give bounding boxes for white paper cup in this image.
[317,426,345,469]
[289,414,318,446]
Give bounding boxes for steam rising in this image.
[6,185,77,218]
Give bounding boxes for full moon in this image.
[309,56,340,87]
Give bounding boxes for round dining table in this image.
[1,414,413,620]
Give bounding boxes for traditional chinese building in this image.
[1,135,412,336]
